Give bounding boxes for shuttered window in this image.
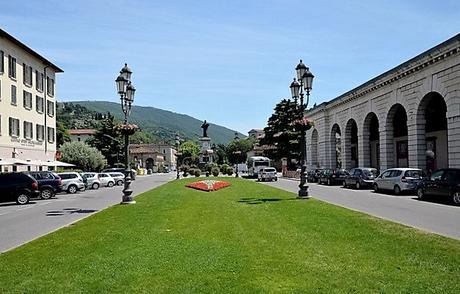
[23,121,33,139]
[9,117,20,137]
[23,90,32,110]
[36,124,44,141]
[8,55,16,79]
[11,85,17,105]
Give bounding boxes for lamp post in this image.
[175,134,182,180]
[233,132,240,178]
[290,60,314,198]
[115,63,136,204]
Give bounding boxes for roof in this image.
[0,28,64,73]
[68,129,97,135]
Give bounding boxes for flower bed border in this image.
[186,180,231,192]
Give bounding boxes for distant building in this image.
[248,129,264,141]
[246,129,269,158]
[129,143,177,172]
[0,28,63,172]
[68,128,96,142]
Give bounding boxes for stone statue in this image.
[201,120,210,137]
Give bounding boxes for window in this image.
[36,96,44,113]
[430,170,444,181]
[36,70,44,92]
[9,117,20,137]
[36,124,44,141]
[8,55,16,79]
[47,127,55,143]
[23,64,32,86]
[23,91,32,110]
[0,50,4,73]
[23,121,33,139]
[47,100,55,117]
[11,85,17,105]
[47,77,54,96]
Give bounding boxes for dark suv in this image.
[24,171,62,199]
[416,168,460,205]
[343,167,379,189]
[0,173,40,205]
[319,169,349,185]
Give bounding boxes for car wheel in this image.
[327,179,331,186]
[16,193,30,205]
[452,192,460,206]
[343,181,347,188]
[40,188,54,200]
[107,181,114,187]
[373,183,379,192]
[417,188,425,200]
[67,185,78,194]
[355,181,361,189]
[92,183,100,189]
[393,185,401,195]
[116,180,123,186]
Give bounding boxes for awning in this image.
[45,161,76,167]
[0,158,30,165]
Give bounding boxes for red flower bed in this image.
[186,180,231,192]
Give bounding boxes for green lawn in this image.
[1,178,459,293]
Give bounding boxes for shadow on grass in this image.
[238,197,296,205]
[46,208,98,217]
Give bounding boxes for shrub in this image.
[226,167,233,176]
[211,167,220,177]
[220,164,230,175]
[194,169,201,177]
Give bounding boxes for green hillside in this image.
[71,101,244,144]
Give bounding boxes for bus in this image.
[247,156,271,177]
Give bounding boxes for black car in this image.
[416,168,460,205]
[343,167,378,189]
[319,169,349,185]
[24,171,62,199]
[0,173,40,205]
[307,169,324,183]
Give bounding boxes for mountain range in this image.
[69,101,245,144]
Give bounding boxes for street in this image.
[262,178,460,240]
[0,173,175,253]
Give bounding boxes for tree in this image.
[56,121,71,148]
[260,98,302,166]
[60,141,106,171]
[86,113,124,167]
[214,144,228,164]
[129,130,155,144]
[226,138,254,164]
[178,141,200,165]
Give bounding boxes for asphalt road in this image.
[262,177,460,240]
[0,173,175,253]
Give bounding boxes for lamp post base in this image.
[121,172,136,204]
[297,185,310,199]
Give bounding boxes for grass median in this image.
[1,177,459,293]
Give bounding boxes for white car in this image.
[258,167,278,182]
[108,172,125,186]
[97,173,115,187]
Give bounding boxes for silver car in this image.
[57,172,86,194]
[108,172,125,186]
[81,172,102,189]
[257,167,278,182]
[373,168,423,195]
[97,173,115,187]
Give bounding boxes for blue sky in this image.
[1,0,459,133]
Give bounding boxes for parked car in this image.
[98,173,115,187]
[307,169,324,183]
[416,168,460,205]
[0,172,40,205]
[58,172,86,194]
[257,167,278,182]
[108,172,125,186]
[102,168,136,180]
[319,169,349,185]
[81,172,102,189]
[343,167,379,189]
[373,168,423,195]
[24,171,62,199]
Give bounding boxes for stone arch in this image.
[146,157,154,170]
[344,118,358,169]
[414,92,448,171]
[362,112,380,169]
[384,103,408,168]
[310,129,319,168]
[330,123,342,169]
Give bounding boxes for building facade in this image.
[68,129,96,143]
[0,29,63,172]
[304,34,460,173]
[129,143,177,172]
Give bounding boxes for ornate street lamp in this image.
[175,134,182,180]
[291,59,314,198]
[116,63,136,204]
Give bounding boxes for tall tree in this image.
[86,113,124,167]
[260,98,302,166]
[177,141,200,165]
[56,121,71,148]
[226,138,254,164]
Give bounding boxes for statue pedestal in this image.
[199,137,213,164]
